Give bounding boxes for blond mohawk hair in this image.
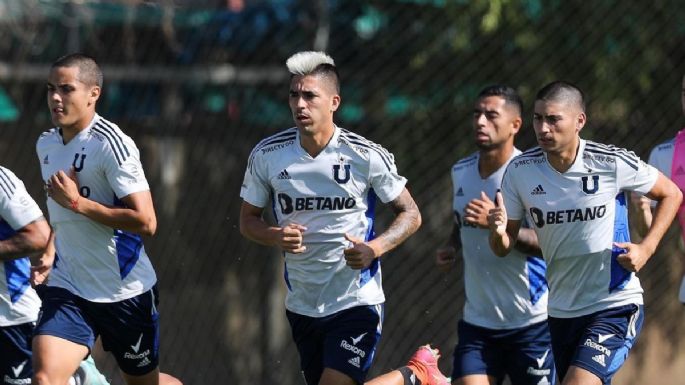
[286,51,335,75]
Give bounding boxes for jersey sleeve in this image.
[501,164,525,221]
[101,136,150,199]
[240,149,271,208]
[450,166,460,225]
[368,147,407,203]
[0,168,44,230]
[616,150,658,195]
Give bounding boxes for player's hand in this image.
[614,242,651,272]
[679,275,685,304]
[488,190,508,236]
[47,168,80,210]
[343,233,379,270]
[278,223,307,254]
[29,253,54,286]
[435,246,457,272]
[464,191,495,228]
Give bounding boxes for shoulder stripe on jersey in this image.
[96,119,131,158]
[455,153,478,165]
[340,128,393,159]
[247,132,297,173]
[585,148,638,171]
[92,126,125,166]
[0,169,16,198]
[340,134,393,172]
[520,147,544,157]
[585,142,639,161]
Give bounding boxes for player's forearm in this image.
[513,228,542,256]
[239,215,282,247]
[629,194,653,238]
[73,198,157,236]
[369,205,421,257]
[641,190,683,253]
[0,220,50,261]
[489,231,513,257]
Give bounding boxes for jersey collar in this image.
[543,138,587,174]
[295,125,341,158]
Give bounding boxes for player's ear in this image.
[576,112,586,132]
[331,94,341,112]
[88,86,101,106]
[511,116,522,134]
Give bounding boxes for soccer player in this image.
[633,72,685,303]
[33,53,164,385]
[0,165,113,385]
[488,81,683,385]
[436,85,555,385]
[240,51,445,385]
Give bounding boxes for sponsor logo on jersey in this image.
[278,169,291,180]
[277,193,356,214]
[529,205,606,228]
[531,184,546,195]
[513,158,546,167]
[260,140,294,154]
[583,153,615,163]
[584,338,611,356]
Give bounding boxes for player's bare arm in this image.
[239,200,307,254]
[513,228,542,256]
[435,223,461,272]
[488,190,521,257]
[615,173,683,272]
[31,228,55,286]
[0,217,50,261]
[48,169,157,236]
[343,188,421,269]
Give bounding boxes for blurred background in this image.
[1,0,684,384]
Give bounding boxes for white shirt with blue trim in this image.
[36,114,157,303]
[452,149,548,329]
[241,126,407,317]
[0,166,43,326]
[501,139,658,318]
[647,138,674,178]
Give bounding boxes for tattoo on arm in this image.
[373,189,422,255]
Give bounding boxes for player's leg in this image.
[1,322,35,384]
[560,305,643,385]
[32,285,95,385]
[504,320,556,385]
[286,309,327,384]
[94,285,160,385]
[451,321,502,385]
[365,345,449,385]
[72,355,112,385]
[159,372,183,385]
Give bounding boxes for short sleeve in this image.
[240,150,271,208]
[616,150,658,195]
[501,164,525,221]
[102,136,150,199]
[0,168,43,230]
[368,147,407,203]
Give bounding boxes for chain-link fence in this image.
[1,1,684,384]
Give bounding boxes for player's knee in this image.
[32,371,55,385]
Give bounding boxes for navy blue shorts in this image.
[286,304,383,385]
[548,304,643,384]
[451,319,556,385]
[34,284,160,376]
[0,322,34,383]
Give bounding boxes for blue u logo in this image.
[333,164,351,184]
[581,175,599,194]
[72,153,87,172]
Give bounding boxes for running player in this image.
[33,53,164,385]
[488,81,682,384]
[437,85,554,385]
[240,51,445,385]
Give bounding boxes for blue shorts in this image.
[34,284,160,376]
[548,304,643,384]
[451,319,556,385]
[0,322,34,383]
[286,304,383,385]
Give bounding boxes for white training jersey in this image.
[501,139,659,318]
[241,126,407,317]
[36,114,157,302]
[452,149,548,329]
[0,167,43,326]
[647,138,674,177]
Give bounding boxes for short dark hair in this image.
[535,81,585,112]
[477,85,523,115]
[51,53,103,88]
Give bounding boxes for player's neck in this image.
[547,139,580,173]
[478,144,513,179]
[299,124,335,157]
[60,113,96,144]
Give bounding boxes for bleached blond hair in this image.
[285,51,340,93]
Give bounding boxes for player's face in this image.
[46,66,100,131]
[472,95,521,150]
[289,74,340,136]
[533,100,585,155]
